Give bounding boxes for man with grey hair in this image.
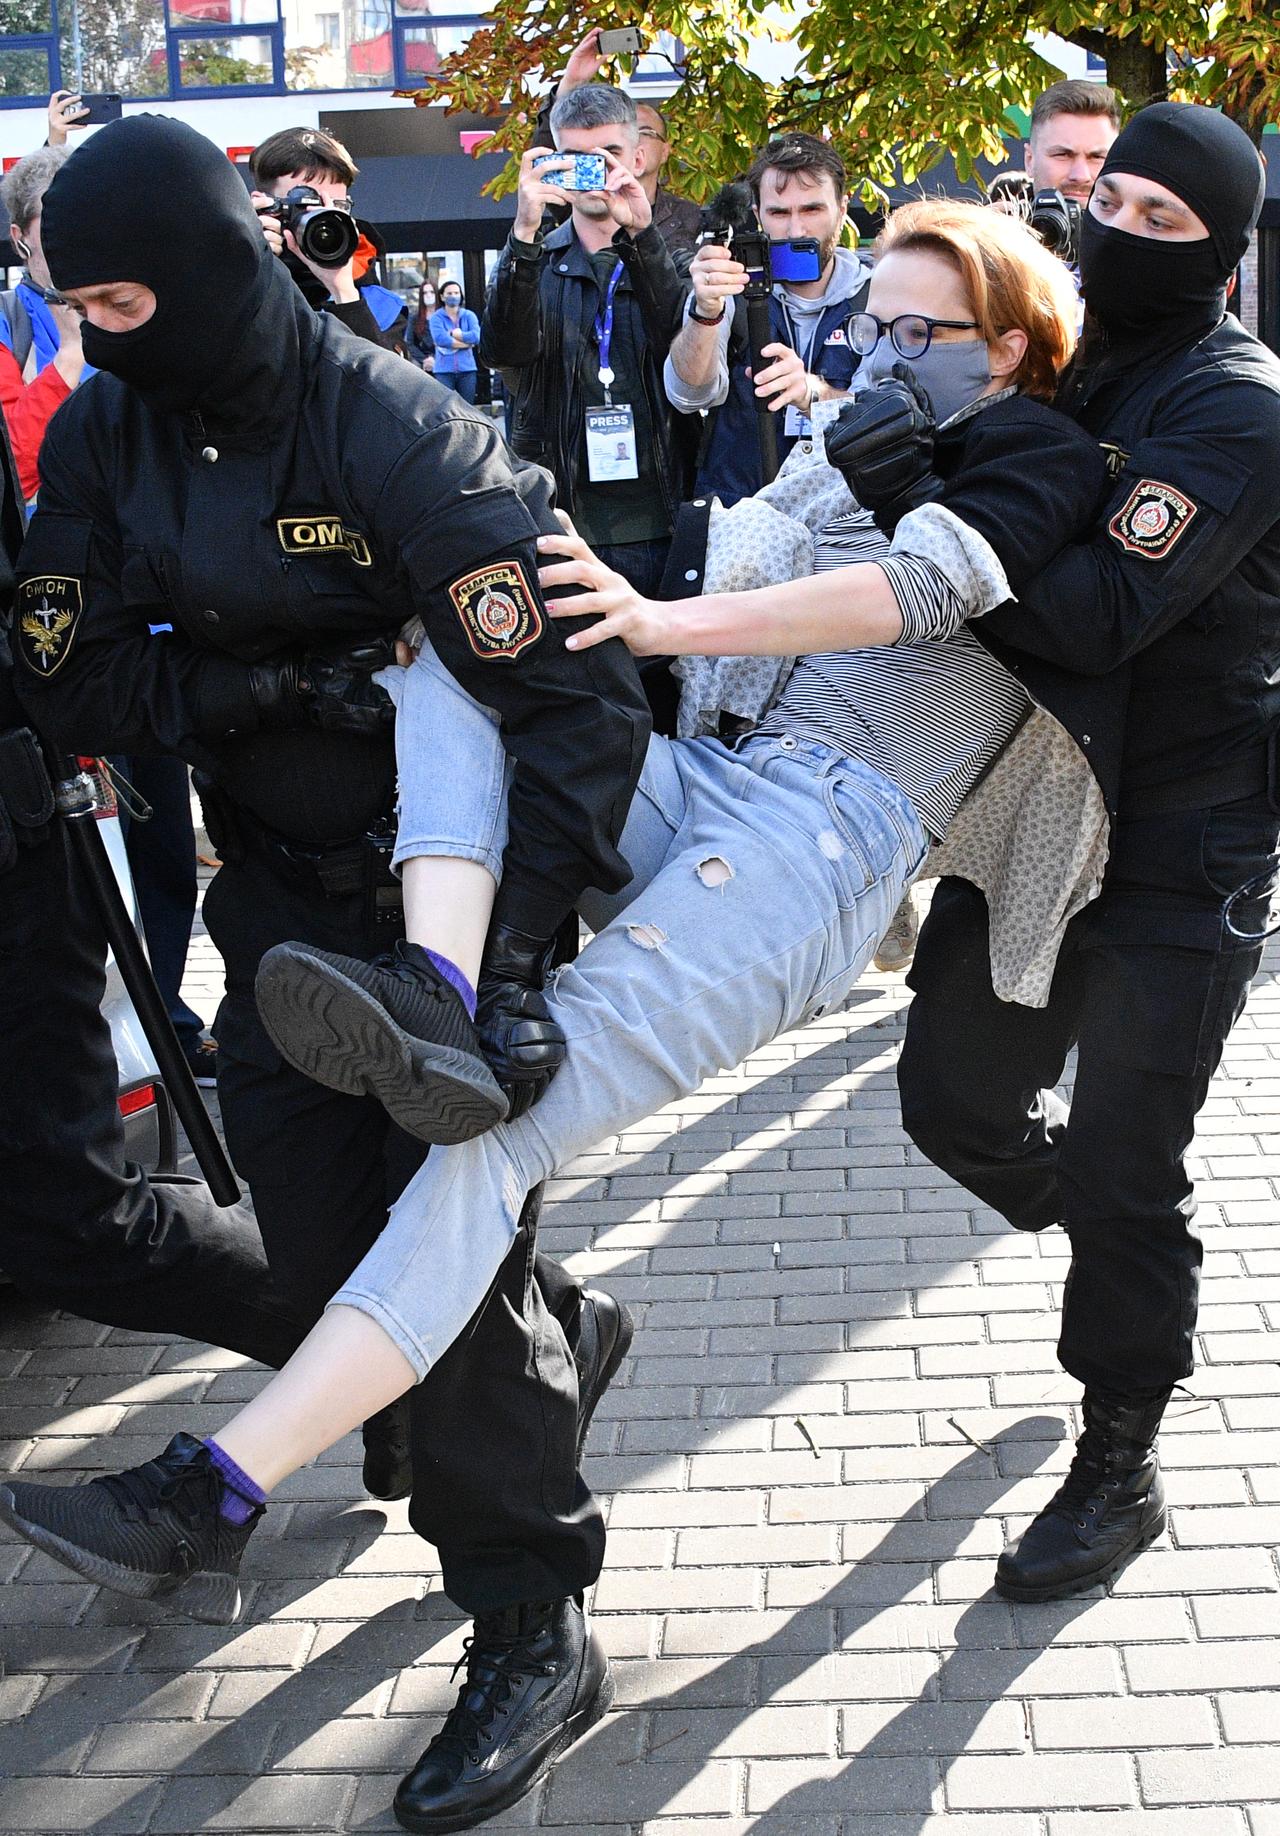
[1,144,87,502]
[480,81,693,727]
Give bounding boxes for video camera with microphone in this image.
[698,180,823,295]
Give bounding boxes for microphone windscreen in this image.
[700,180,756,241]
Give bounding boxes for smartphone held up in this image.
[64,92,124,127]
[532,151,609,193]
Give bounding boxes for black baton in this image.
[53,758,242,1207]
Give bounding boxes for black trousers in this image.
[202,841,603,1615]
[0,807,306,1370]
[898,799,1279,1392]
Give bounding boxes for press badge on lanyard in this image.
[586,263,638,483]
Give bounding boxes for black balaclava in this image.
[1079,102,1264,343]
[41,115,276,415]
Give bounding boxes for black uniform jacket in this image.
[927,393,1126,818]
[479,218,694,528]
[12,266,651,940]
[981,316,1280,807]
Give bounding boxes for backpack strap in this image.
[0,289,34,376]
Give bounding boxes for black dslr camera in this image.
[1029,188,1083,266]
[259,185,360,269]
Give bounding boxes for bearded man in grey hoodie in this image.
[665,133,871,504]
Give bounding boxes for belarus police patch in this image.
[448,561,543,661]
[1108,479,1198,560]
[17,573,83,677]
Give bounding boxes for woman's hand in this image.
[395,615,426,666]
[538,516,672,655]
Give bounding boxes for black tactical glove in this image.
[298,639,396,738]
[476,924,568,1120]
[824,361,944,536]
[247,659,307,730]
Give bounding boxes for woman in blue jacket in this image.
[429,279,480,401]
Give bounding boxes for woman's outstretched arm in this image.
[539,527,905,658]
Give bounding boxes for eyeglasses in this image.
[850,311,981,359]
[638,126,668,142]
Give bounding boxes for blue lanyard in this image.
[593,261,625,402]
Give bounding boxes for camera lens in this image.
[297,209,360,267]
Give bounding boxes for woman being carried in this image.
[1,202,1108,1654]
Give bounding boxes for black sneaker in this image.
[254,939,508,1145]
[0,1432,259,1624]
[363,1396,414,1502]
[393,1596,612,1833]
[574,1287,634,1463]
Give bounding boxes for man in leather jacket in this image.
[480,82,693,729]
[12,114,649,1832]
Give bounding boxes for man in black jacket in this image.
[894,103,1280,1604]
[0,407,307,1365]
[11,115,650,1832]
[481,82,691,728]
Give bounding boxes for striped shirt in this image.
[756,506,1029,839]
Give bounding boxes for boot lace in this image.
[372,950,449,1002]
[1043,1426,1124,1532]
[434,1619,554,1759]
[98,1450,216,1525]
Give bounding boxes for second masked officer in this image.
[12,115,650,1833]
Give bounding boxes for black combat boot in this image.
[0,1433,261,1624]
[995,1385,1172,1602]
[573,1287,634,1462]
[393,1595,613,1832]
[362,1396,414,1502]
[254,939,508,1145]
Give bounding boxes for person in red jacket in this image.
[1,145,88,501]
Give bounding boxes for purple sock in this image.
[203,1438,268,1526]
[424,948,477,1018]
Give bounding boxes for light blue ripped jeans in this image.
[344,642,928,1378]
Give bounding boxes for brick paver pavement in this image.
[2,887,1279,1834]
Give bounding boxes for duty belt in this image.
[242,810,399,900]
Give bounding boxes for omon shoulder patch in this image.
[17,573,83,677]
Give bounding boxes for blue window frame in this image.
[1,5,681,104]
[0,0,285,105]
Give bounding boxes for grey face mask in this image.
[858,334,992,427]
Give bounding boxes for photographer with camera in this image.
[480,82,693,725]
[666,133,871,504]
[249,127,403,350]
[1019,80,1120,277]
